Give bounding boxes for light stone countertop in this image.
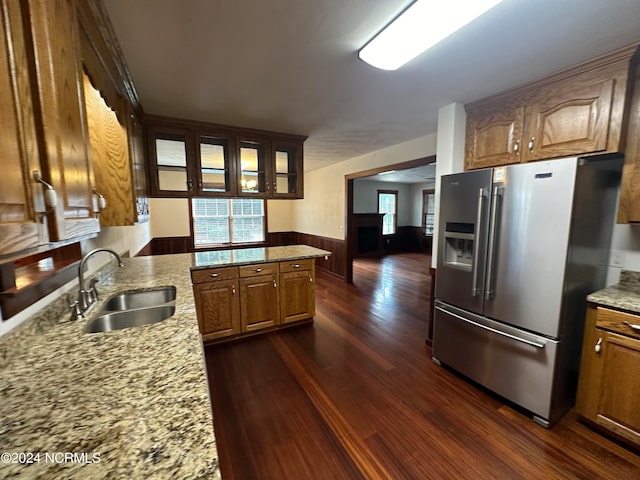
[587,270,640,314]
[0,254,219,479]
[192,244,331,269]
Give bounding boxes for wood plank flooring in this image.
[205,253,640,479]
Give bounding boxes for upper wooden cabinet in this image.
[465,44,638,168]
[23,0,99,241]
[146,115,306,199]
[0,0,48,256]
[465,102,525,169]
[465,44,640,223]
[76,0,148,226]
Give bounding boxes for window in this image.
[192,198,265,246]
[423,189,435,236]
[378,190,398,235]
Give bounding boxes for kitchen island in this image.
[191,245,331,342]
[0,254,219,479]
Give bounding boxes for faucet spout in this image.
[77,248,124,313]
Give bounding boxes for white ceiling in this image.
[104,0,640,172]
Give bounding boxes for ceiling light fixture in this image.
[358,0,504,71]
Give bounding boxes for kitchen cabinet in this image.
[280,259,315,324]
[146,115,306,199]
[82,73,137,226]
[24,0,99,241]
[465,44,636,170]
[77,1,148,227]
[190,247,327,343]
[238,263,279,332]
[0,0,48,256]
[271,138,303,198]
[465,102,525,169]
[576,305,640,447]
[125,104,150,221]
[191,266,240,341]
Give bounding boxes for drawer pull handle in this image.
[255,268,263,272]
[232,286,236,295]
[292,264,301,268]
[595,337,602,354]
[309,276,313,283]
[210,273,219,278]
[623,321,640,332]
[273,281,277,288]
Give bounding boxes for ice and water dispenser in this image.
[442,223,475,271]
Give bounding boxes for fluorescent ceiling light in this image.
[359,0,504,71]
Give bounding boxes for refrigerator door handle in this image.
[471,188,486,296]
[435,306,546,349]
[485,186,503,300]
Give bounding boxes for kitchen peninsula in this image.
[0,245,329,478]
[191,245,331,342]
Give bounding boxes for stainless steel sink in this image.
[84,305,176,333]
[84,286,177,333]
[100,286,177,311]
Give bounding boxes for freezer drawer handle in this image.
[471,188,486,297]
[435,306,546,349]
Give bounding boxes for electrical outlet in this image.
[610,250,625,268]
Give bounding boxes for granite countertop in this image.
[0,254,220,479]
[587,270,640,314]
[192,244,331,269]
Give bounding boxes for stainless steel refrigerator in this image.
[432,156,622,427]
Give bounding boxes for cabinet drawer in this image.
[191,266,238,284]
[596,307,640,340]
[239,263,278,277]
[279,259,313,273]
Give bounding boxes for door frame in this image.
[344,155,436,283]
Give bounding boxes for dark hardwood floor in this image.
[205,253,640,479]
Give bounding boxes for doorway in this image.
[344,155,436,283]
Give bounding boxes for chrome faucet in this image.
[76,248,124,316]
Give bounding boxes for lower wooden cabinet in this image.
[239,273,279,332]
[576,305,640,446]
[192,279,240,341]
[191,258,316,342]
[280,260,315,324]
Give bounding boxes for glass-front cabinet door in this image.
[272,139,302,198]
[197,133,236,196]
[237,138,268,197]
[149,127,194,196]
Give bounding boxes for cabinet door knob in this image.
[513,140,520,154]
[528,136,535,152]
[595,337,602,354]
[273,281,277,288]
[232,286,236,295]
[309,276,313,283]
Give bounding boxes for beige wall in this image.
[148,197,296,237]
[149,198,191,237]
[293,133,438,240]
